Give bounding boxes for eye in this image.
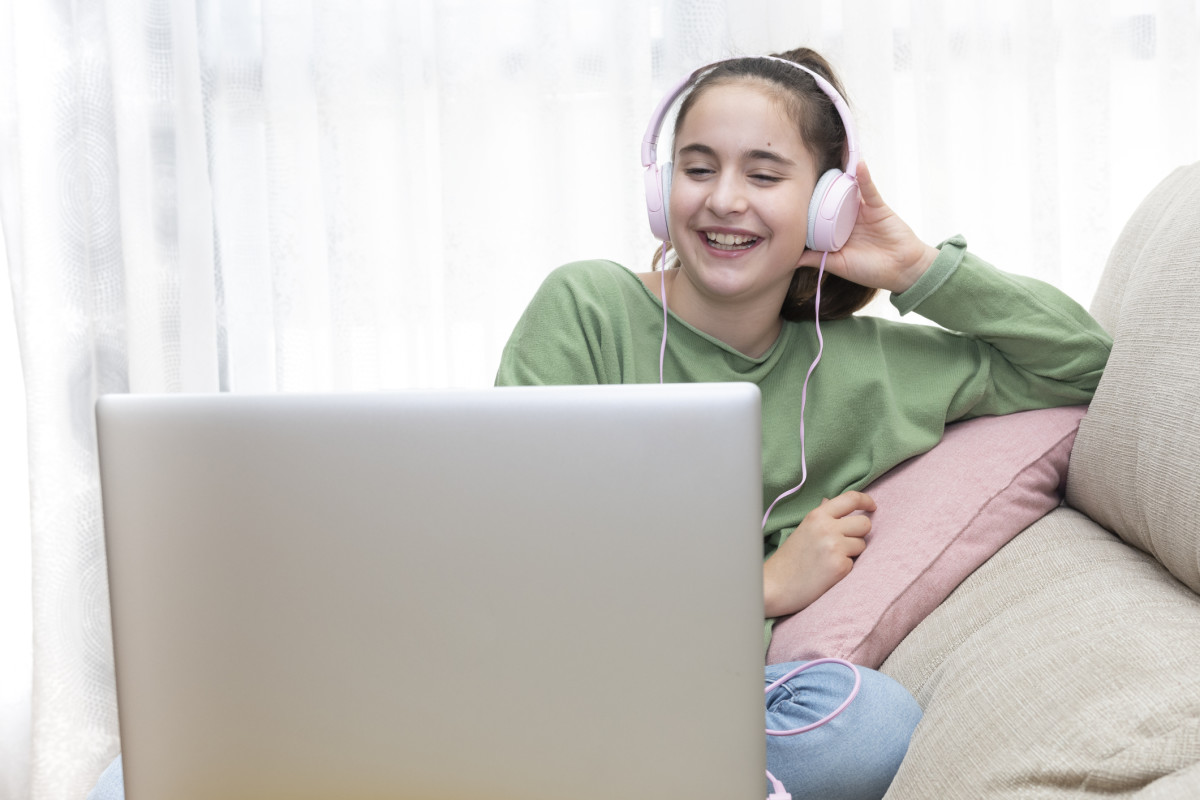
[750,173,783,184]
[683,166,715,178]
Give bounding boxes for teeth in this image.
[706,232,757,248]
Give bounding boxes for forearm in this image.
[892,237,1112,412]
[763,559,837,618]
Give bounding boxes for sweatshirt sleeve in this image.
[888,235,1112,420]
[495,261,642,387]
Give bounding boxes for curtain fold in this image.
[0,231,31,800]
[2,2,1197,798]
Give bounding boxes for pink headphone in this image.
[641,56,861,253]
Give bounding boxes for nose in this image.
[706,172,749,217]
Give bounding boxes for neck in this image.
[650,269,788,359]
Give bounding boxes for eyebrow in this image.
[677,143,796,167]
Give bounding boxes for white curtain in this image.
[1,1,1197,798]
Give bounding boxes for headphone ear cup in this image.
[660,162,673,239]
[807,168,860,252]
[644,160,672,241]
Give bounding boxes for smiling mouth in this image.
[705,231,760,251]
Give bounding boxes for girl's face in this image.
[668,81,818,308]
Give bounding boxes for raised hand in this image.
[797,161,939,295]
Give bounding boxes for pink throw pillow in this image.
[766,405,1088,670]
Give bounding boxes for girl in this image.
[495,48,1111,799]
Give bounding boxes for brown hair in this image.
[652,48,877,322]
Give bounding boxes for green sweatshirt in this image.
[495,236,1112,637]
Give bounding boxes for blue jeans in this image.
[88,661,920,800]
[765,660,921,799]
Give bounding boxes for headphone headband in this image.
[641,56,859,175]
[641,55,862,251]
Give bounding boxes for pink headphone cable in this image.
[761,250,827,525]
[765,657,862,735]
[764,657,862,799]
[655,251,860,800]
[657,248,830,525]
[659,242,670,382]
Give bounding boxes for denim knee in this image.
[764,661,921,800]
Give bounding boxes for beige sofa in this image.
[881,162,1200,797]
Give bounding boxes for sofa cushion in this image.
[1133,762,1200,799]
[1067,161,1200,595]
[882,507,1200,799]
[766,405,1086,669]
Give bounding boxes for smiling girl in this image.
[499,46,1112,800]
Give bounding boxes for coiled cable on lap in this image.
[764,658,862,800]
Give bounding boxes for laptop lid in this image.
[97,383,765,800]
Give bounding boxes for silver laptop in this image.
[97,383,766,800]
